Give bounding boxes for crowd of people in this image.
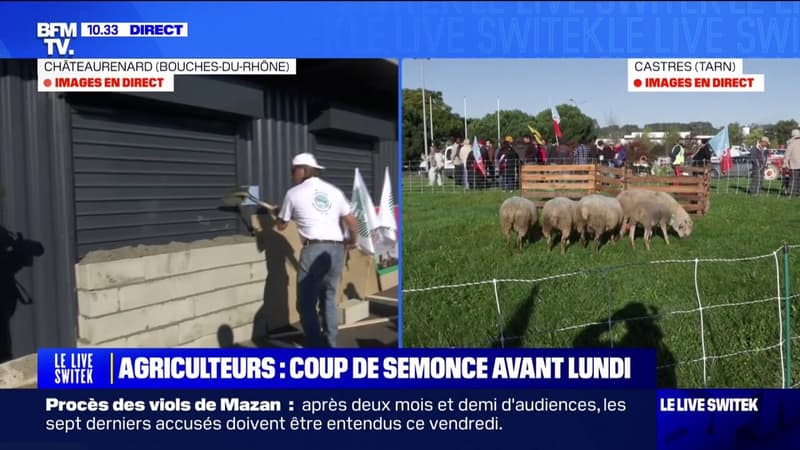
[424,132,800,198]
[425,136,646,191]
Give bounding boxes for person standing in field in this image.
[785,129,800,197]
[427,146,444,187]
[748,136,770,195]
[692,138,713,167]
[573,140,589,165]
[670,141,686,176]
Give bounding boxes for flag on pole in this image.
[350,168,379,255]
[471,136,486,177]
[709,126,732,174]
[374,166,398,263]
[527,126,544,145]
[377,166,397,243]
[551,106,562,138]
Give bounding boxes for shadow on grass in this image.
[572,302,678,388]
[503,223,543,255]
[491,285,539,348]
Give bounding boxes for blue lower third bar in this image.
[37,348,656,389]
[657,390,800,450]
[660,396,759,413]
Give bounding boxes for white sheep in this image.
[499,196,538,251]
[626,199,673,250]
[616,189,693,242]
[541,197,579,254]
[576,194,624,252]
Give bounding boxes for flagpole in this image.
[496,97,501,145]
[421,62,428,163]
[463,97,468,140]
[429,96,434,145]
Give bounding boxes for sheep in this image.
[576,194,624,252]
[616,189,693,243]
[499,196,538,251]
[541,197,580,254]
[626,199,673,251]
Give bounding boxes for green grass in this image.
[401,187,800,388]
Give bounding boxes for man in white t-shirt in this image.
[261,153,358,348]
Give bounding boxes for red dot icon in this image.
[43,79,52,87]
[633,79,642,88]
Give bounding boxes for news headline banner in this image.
[657,389,800,450]
[0,389,655,450]
[4,2,800,58]
[627,58,764,92]
[37,22,189,57]
[36,58,296,92]
[37,349,656,389]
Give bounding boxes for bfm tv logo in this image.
[37,22,77,56]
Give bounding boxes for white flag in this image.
[350,168,379,255]
[372,166,398,263]
[377,166,397,242]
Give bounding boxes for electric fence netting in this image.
[403,244,800,389]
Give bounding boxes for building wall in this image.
[75,238,267,347]
[74,221,380,348]
[0,60,78,360]
[0,59,397,357]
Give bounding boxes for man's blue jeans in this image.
[297,242,345,348]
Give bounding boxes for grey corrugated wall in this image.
[0,60,397,357]
[0,60,78,359]
[238,87,311,206]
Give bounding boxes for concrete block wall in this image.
[75,240,270,348]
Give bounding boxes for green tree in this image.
[744,128,765,147]
[620,124,641,135]
[728,122,743,146]
[470,109,539,143]
[532,104,596,145]
[687,121,715,135]
[402,89,461,160]
[663,128,682,156]
[768,119,798,147]
[637,127,653,153]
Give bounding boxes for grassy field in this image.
[401,183,800,388]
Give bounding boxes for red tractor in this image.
[764,149,785,181]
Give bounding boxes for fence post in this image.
[784,242,792,388]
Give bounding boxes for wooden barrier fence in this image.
[521,164,711,216]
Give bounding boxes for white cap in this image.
[792,129,800,138]
[292,153,324,169]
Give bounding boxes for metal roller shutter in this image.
[314,135,376,201]
[71,106,240,257]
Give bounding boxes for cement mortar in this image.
[79,235,255,264]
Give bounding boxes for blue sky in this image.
[402,59,799,128]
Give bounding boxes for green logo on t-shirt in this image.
[313,192,331,212]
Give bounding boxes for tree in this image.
[532,104,596,145]
[620,124,640,135]
[401,89,461,160]
[687,121,715,135]
[605,111,622,140]
[470,109,538,143]
[768,119,798,147]
[728,122,743,146]
[663,128,682,156]
[637,127,653,153]
[744,128,765,147]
